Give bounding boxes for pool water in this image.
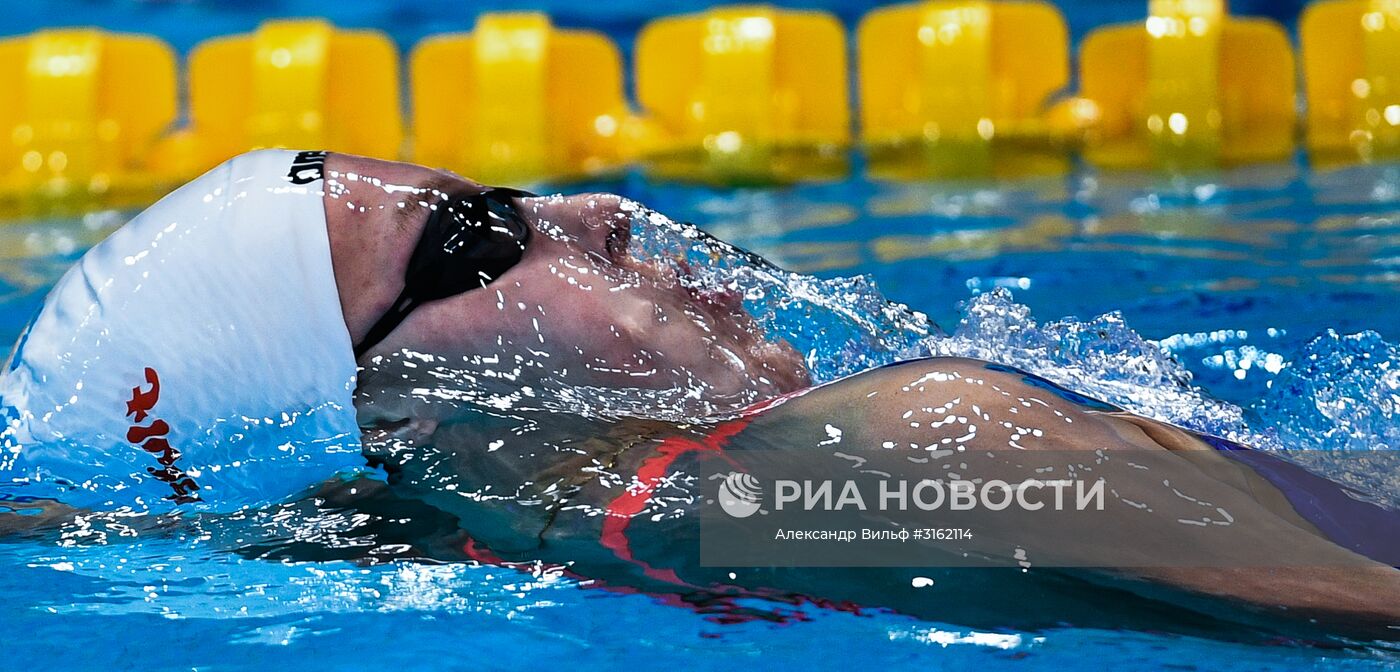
[1,157,1399,669]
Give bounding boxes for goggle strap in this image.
[352,186,537,359]
[354,289,417,359]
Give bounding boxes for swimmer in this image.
[1,151,1397,638]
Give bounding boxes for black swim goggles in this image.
[354,187,535,357]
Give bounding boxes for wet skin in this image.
[321,154,1400,637]
[323,153,809,426]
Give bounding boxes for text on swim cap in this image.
[286,150,327,185]
[125,368,201,504]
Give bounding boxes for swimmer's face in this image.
[323,154,811,415]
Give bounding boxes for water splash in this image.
[622,201,1257,447]
[916,291,1400,507]
[1257,330,1400,452]
[622,199,941,383]
[922,289,1261,446]
[1252,330,1400,506]
[604,205,1265,442]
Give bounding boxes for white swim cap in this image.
[0,150,362,511]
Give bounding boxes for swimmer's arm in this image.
[773,358,1400,626]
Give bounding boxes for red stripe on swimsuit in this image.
[598,387,814,585]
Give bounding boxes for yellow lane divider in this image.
[411,12,629,186]
[0,29,177,216]
[6,2,1400,212]
[859,0,1076,179]
[163,19,403,176]
[1079,0,1296,170]
[1303,0,1400,165]
[633,5,850,183]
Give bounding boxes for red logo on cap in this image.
[125,368,201,504]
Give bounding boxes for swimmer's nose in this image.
[519,193,632,262]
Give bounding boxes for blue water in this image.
[5,0,1400,669]
[2,157,1400,669]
